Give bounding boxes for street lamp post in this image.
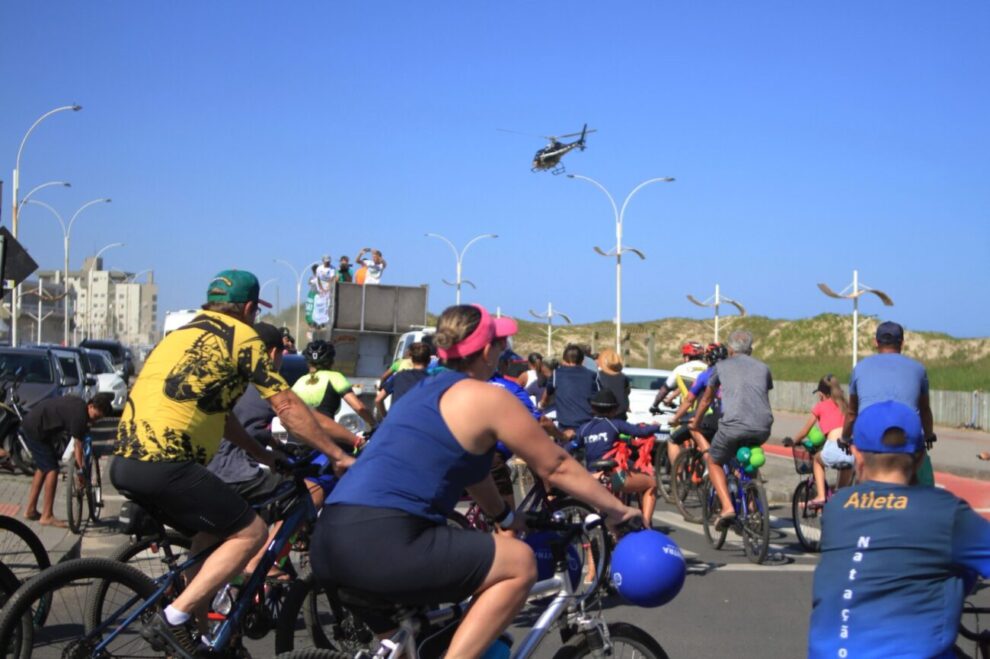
[424,233,498,305]
[10,104,82,346]
[529,302,572,357]
[26,197,112,345]
[274,259,318,342]
[260,279,279,315]
[687,284,747,343]
[568,174,675,352]
[87,242,124,340]
[818,269,894,368]
[16,180,71,214]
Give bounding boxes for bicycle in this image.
[0,514,53,629]
[670,430,706,524]
[700,444,771,564]
[277,511,669,659]
[784,437,847,553]
[0,452,354,658]
[66,434,103,535]
[956,598,990,658]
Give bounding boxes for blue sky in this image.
[2,2,988,338]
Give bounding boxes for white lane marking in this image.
[102,494,126,502]
[708,563,817,573]
[652,509,820,561]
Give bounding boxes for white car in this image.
[81,349,129,412]
[623,367,675,425]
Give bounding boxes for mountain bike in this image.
[670,433,706,524]
[701,444,771,564]
[276,512,670,659]
[0,453,343,658]
[66,434,103,534]
[783,437,855,552]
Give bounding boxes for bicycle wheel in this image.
[105,531,192,583]
[0,515,53,628]
[0,561,29,658]
[553,621,669,659]
[741,481,771,564]
[0,557,159,659]
[87,456,103,522]
[274,570,376,654]
[653,442,674,504]
[671,450,706,524]
[701,480,727,550]
[66,466,85,535]
[546,497,613,597]
[791,479,822,553]
[6,430,34,476]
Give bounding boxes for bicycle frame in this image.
[91,473,318,655]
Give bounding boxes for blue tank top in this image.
[327,370,494,524]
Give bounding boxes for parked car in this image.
[25,344,98,401]
[0,347,71,408]
[80,339,135,380]
[80,349,129,412]
[623,367,675,424]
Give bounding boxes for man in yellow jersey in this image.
[111,269,354,656]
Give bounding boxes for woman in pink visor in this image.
[309,304,640,657]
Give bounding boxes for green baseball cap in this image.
[206,270,272,308]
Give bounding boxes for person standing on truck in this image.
[294,340,377,430]
[356,247,387,285]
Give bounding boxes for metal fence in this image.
[770,381,988,430]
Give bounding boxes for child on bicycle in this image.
[793,375,854,507]
[572,390,662,528]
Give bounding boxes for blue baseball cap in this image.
[853,400,924,454]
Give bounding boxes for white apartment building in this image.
[63,257,159,346]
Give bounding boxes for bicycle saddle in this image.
[335,585,414,616]
[588,459,618,471]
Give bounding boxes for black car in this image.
[0,347,74,408]
[80,339,135,380]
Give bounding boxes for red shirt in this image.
[812,398,845,435]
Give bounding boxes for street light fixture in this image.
[529,302,572,357]
[260,278,279,314]
[818,269,894,367]
[26,197,112,345]
[274,259,318,342]
[568,174,675,352]
[10,103,82,345]
[87,242,125,339]
[16,180,71,213]
[686,284,747,343]
[425,233,498,305]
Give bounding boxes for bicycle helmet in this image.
[303,340,336,368]
[680,341,704,358]
[610,530,686,607]
[704,342,727,365]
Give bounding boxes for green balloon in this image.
[808,425,826,446]
[744,464,757,474]
[736,446,752,464]
[749,449,766,468]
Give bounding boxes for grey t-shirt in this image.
[708,354,774,437]
[207,386,274,483]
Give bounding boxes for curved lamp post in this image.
[687,284,747,343]
[425,233,498,305]
[529,302,572,357]
[26,197,112,345]
[818,269,894,367]
[87,242,124,339]
[10,103,82,345]
[568,174,674,352]
[16,180,71,213]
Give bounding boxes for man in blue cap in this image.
[843,320,937,485]
[809,400,990,658]
[111,269,355,655]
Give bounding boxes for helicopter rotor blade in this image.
[496,128,546,139]
[558,128,597,139]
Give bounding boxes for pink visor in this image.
[436,305,518,360]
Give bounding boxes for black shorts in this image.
[109,457,256,538]
[226,470,297,524]
[670,414,718,446]
[309,504,495,632]
[22,431,59,473]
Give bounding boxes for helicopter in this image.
[499,124,597,174]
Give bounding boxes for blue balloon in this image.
[610,530,686,607]
[523,531,582,588]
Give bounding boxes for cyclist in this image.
[110,269,352,654]
[808,400,990,658]
[842,321,937,486]
[595,348,631,420]
[664,342,725,470]
[573,389,662,528]
[691,330,773,530]
[207,322,361,576]
[22,392,113,527]
[375,342,431,418]
[309,304,639,658]
[516,352,547,407]
[650,341,707,410]
[544,344,599,434]
[293,340,377,430]
[792,375,854,507]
